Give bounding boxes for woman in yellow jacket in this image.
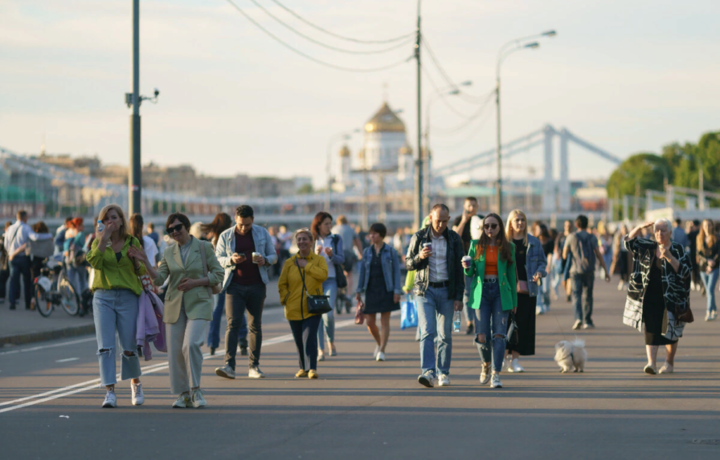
[278,228,328,379]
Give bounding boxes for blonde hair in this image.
[697,219,717,250]
[294,228,314,242]
[98,204,129,241]
[506,209,528,245]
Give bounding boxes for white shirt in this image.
[142,235,159,266]
[317,235,336,278]
[428,232,448,282]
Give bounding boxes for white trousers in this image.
[167,308,209,395]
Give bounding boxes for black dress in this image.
[507,238,537,356]
[363,244,400,314]
[643,260,676,346]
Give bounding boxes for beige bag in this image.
[199,241,223,295]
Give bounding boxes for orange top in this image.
[484,245,498,276]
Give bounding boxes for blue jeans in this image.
[463,275,473,324]
[552,259,563,298]
[536,275,551,313]
[700,269,719,314]
[472,281,508,374]
[572,271,594,323]
[417,286,455,376]
[67,264,88,295]
[9,255,32,309]
[207,290,248,349]
[318,278,337,351]
[93,289,141,386]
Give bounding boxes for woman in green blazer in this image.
[462,212,517,389]
[131,212,223,409]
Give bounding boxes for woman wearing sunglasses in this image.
[505,209,547,373]
[277,228,328,379]
[130,212,223,408]
[462,213,517,389]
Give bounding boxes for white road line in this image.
[55,358,80,363]
[0,313,388,414]
[0,337,96,356]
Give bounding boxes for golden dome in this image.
[364,102,405,133]
[339,145,351,158]
[358,148,365,160]
[399,144,413,155]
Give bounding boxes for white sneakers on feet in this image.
[373,345,380,359]
[480,365,491,385]
[711,311,718,321]
[490,373,503,388]
[437,374,450,386]
[248,366,266,378]
[172,393,191,408]
[102,390,117,408]
[658,363,674,374]
[318,350,326,361]
[191,388,207,407]
[644,364,657,375]
[418,371,437,388]
[508,358,524,373]
[131,382,144,406]
[376,351,386,362]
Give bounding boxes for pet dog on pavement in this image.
[554,338,587,373]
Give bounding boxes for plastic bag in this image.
[400,296,418,330]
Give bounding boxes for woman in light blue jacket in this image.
[355,223,402,362]
[505,209,548,373]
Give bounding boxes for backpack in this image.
[570,232,596,275]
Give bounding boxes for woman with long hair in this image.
[86,204,147,408]
[203,213,247,355]
[463,213,516,388]
[505,209,547,373]
[311,212,345,360]
[533,222,553,315]
[128,214,159,270]
[697,219,719,321]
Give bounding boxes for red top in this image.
[484,245,498,276]
[232,229,262,285]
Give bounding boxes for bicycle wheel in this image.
[59,275,80,316]
[35,285,54,317]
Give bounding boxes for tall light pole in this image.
[495,30,555,215]
[414,0,423,229]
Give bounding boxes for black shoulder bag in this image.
[331,234,348,289]
[295,259,332,315]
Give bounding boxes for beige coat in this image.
[154,237,224,324]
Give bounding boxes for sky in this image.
[1,0,719,189]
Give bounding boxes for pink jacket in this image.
[136,290,166,360]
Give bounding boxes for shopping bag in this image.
[400,296,418,330]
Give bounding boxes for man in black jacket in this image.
[406,204,464,388]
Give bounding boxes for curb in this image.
[0,303,283,348]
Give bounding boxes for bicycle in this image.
[34,254,81,317]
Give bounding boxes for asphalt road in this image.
[0,286,719,459]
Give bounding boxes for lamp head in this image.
[460,80,473,86]
[525,42,540,49]
[542,30,557,37]
[448,89,460,95]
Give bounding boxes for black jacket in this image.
[405,226,464,301]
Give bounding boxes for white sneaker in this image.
[131,382,144,406]
[536,306,544,316]
[644,364,657,375]
[508,358,524,373]
[172,393,191,408]
[191,388,207,407]
[248,366,266,378]
[373,345,380,359]
[617,281,624,291]
[480,365,491,385]
[418,371,436,388]
[438,374,450,386]
[102,390,117,408]
[658,363,674,374]
[490,373,503,389]
[376,351,386,362]
[711,311,718,321]
[705,312,711,322]
[318,350,326,361]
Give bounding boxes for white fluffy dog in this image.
[554,338,587,373]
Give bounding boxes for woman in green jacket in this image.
[463,212,517,389]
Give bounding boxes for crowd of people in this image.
[0,199,715,408]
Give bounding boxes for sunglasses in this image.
[484,223,498,230]
[166,224,184,234]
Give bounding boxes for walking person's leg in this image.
[222,285,246,373]
[185,319,209,404]
[571,274,583,328]
[379,311,391,353]
[20,256,32,309]
[114,290,142,383]
[318,279,337,355]
[304,315,322,372]
[463,276,474,331]
[168,309,191,397]
[583,272,595,327]
[8,258,22,308]
[665,341,678,366]
[244,284,267,373]
[93,290,119,389]
[435,287,455,377]
[417,290,438,378]
[288,320,306,372]
[489,287,509,376]
[0,266,9,301]
[365,313,381,351]
[474,289,492,374]
[709,269,719,314]
[207,291,225,352]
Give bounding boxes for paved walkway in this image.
[0,284,718,459]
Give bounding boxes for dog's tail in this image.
[572,337,585,349]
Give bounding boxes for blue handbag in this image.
[400,296,418,330]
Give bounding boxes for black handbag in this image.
[296,260,332,315]
[331,235,348,289]
[507,312,519,346]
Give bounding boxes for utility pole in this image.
[495,78,502,215]
[129,0,141,215]
[414,1,423,229]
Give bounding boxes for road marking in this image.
[0,337,96,356]
[55,358,80,363]
[0,314,384,414]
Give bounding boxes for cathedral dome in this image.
[364,102,405,133]
[339,145,351,158]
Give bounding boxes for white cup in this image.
[251,252,261,263]
[462,255,472,268]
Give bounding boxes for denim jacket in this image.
[356,243,403,296]
[523,234,548,298]
[215,225,278,290]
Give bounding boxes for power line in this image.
[422,65,478,118]
[432,90,495,136]
[225,0,413,72]
[268,0,416,44]
[247,0,415,55]
[423,38,487,104]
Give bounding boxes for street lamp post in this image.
[495,30,555,215]
[414,0,423,229]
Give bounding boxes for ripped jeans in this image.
[473,281,509,374]
[93,289,141,386]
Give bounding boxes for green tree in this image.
[296,183,314,194]
[606,153,671,199]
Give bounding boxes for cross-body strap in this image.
[198,240,213,298]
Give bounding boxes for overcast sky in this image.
[1,0,719,188]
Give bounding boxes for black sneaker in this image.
[240,346,248,356]
[465,323,474,335]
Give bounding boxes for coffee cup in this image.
[462,255,472,268]
[251,252,261,263]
